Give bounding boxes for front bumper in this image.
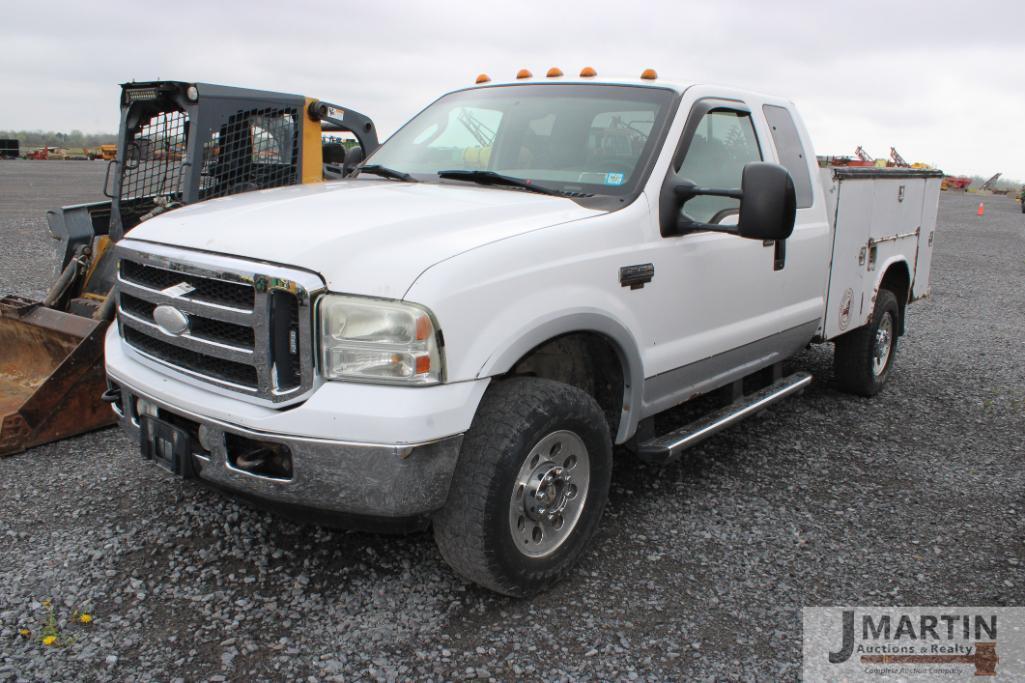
[110,379,463,520]
[104,323,489,445]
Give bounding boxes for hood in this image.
[128,180,603,298]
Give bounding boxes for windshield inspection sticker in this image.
[604,172,625,186]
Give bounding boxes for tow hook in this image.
[100,386,122,403]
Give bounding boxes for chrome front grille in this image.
[120,259,256,309]
[115,241,323,405]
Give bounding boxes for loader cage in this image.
[109,82,310,240]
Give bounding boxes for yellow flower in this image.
[42,635,57,646]
[18,628,30,637]
[41,599,51,608]
[79,613,93,624]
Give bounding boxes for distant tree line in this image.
[0,130,117,148]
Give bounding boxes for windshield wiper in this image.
[437,169,560,196]
[357,164,417,182]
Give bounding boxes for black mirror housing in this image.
[736,162,797,241]
[662,162,796,241]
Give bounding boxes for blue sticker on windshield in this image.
[605,172,625,186]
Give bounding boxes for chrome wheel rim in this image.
[508,430,590,559]
[872,312,894,376]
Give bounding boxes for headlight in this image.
[317,294,443,384]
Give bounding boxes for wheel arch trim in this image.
[872,257,912,334]
[475,311,645,444]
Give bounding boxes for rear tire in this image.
[834,288,900,397]
[433,377,612,597]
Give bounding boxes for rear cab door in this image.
[759,101,832,338]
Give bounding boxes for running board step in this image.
[637,371,812,465]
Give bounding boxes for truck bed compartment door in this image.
[821,172,871,338]
[868,179,925,298]
[912,179,941,300]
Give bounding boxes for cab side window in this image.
[675,109,761,224]
[762,104,813,208]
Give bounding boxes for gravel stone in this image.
[1,162,1022,680]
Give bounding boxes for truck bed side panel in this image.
[821,168,942,340]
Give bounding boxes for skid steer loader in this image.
[0,80,378,456]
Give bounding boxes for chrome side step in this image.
[637,371,812,464]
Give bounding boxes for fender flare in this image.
[476,311,646,444]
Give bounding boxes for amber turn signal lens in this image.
[475,73,491,84]
[516,69,532,79]
[579,66,597,77]
[546,67,563,78]
[415,315,431,341]
[640,68,658,80]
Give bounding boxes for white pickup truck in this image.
[104,71,941,596]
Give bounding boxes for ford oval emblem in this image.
[153,305,190,336]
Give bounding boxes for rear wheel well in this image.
[879,262,911,335]
[505,332,625,440]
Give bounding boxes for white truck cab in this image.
[105,71,940,595]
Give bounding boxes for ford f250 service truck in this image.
[103,70,941,596]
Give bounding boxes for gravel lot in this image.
[1,161,1023,682]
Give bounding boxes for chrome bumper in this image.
[110,380,463,519]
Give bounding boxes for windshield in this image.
[365,84,676,196]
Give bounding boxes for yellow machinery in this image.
[0,81,378,455]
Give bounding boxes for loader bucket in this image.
[0,296,114,457]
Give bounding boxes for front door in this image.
[641,100,789,407]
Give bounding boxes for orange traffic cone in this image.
[977,202,985,216]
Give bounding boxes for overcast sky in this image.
[2,0,1022,179]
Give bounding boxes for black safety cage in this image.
[108,81,309,239]
[46,81,380,285]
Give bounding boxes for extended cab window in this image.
[762,104,813,208]
[366,84,675,196]
[674,109,761,224]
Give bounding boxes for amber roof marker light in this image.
[640,68,658,80]
[516,69,533,79]
[546,67,564,78]
[475,73,491,84]
[580,66,597,77]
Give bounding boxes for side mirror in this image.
[664,162,796,241]
[736,162,796,241]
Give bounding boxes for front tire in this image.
[433,377,612,597]
[834,288,900,396]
